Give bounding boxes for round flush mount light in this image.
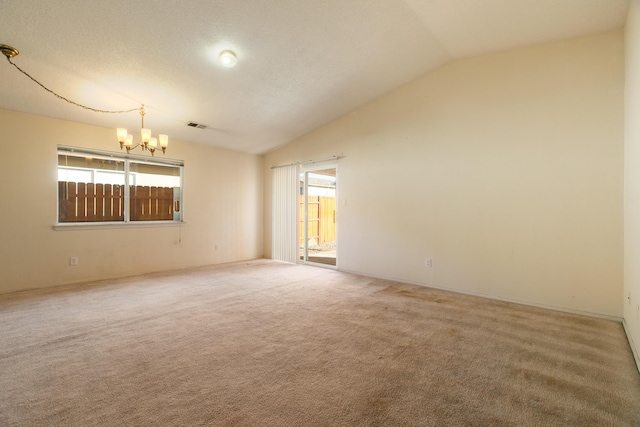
[219,50,237,68]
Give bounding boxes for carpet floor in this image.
[0,259,639,426]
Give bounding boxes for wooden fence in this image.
[299,195,336,246]
[58,181,174,222]
[130,185,175,221]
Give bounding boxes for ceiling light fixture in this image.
[1,43,168,156]
[219,50,238,68]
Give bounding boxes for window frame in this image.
[55,145,184,228]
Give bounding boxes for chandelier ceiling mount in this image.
[0,44,19,59]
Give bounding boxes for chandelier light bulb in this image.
[159,134,169,148]
[220,50,237,68]
[116,128,128,144]
[140,128,151,145]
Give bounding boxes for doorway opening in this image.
[299,166,337,267]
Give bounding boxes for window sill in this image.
[53,221,186,231]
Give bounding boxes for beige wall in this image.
[625,0,640,362]
[265,30,624,317]
[0,109,263,294]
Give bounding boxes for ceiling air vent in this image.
[187,122,208,129]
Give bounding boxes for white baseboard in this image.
[337,266,640,373]
[336,267,623,322]
[622,318,640,374]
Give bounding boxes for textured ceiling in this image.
[0,0,630,154]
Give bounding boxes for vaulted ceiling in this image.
[0,0,629,154]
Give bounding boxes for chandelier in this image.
[1,43,168,156]
[116,105,168,156]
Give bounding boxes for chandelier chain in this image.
[5,56,139,114]
[1,42,167,156]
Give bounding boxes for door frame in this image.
[299,162,338,269]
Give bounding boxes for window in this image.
[57,146,183,224]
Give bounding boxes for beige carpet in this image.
[1,260,639,426]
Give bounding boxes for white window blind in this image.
[272,164,299,263]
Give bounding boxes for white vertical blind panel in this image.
[272,165,299,263]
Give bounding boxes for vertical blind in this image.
[272,164,299,263]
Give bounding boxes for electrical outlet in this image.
[425,258,432,268]
[70,257,78,266]
[215,244,219,251]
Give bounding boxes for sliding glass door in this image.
[299,166,337,267]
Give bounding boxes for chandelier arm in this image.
[5,56,139,114]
